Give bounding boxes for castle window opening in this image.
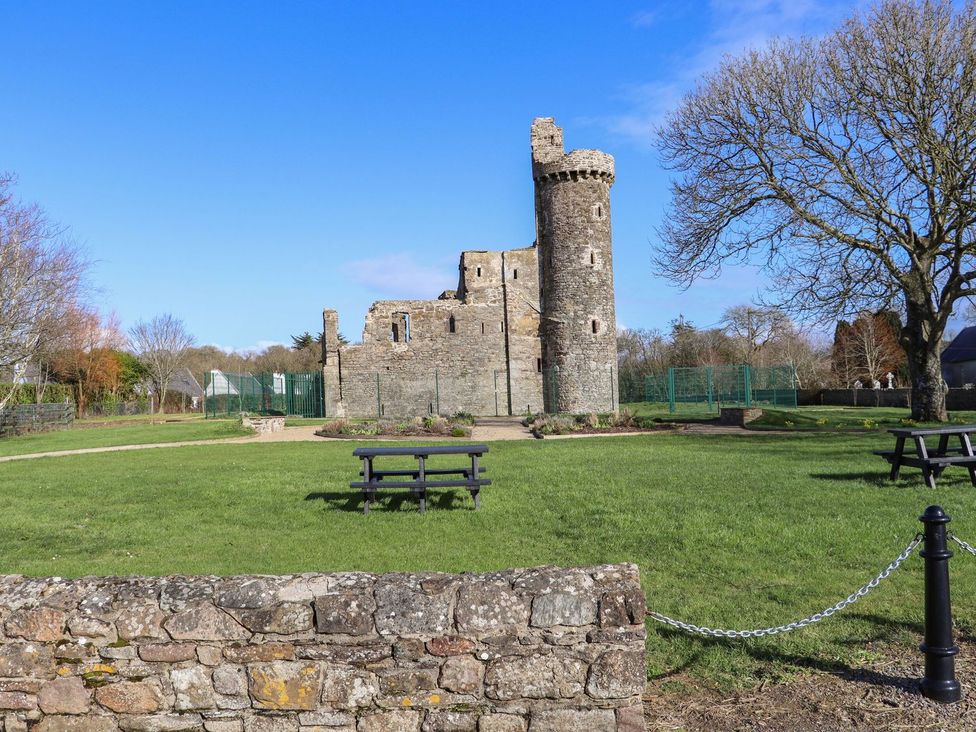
[513,269,518,280]
[592,319,598,334]
[448,315,456,334]
[481,322,485,335]
[537,358,542,373]
[391,312,411,343]
[500,321,505,333]
[477,267,482,277]
[590,251,596,265]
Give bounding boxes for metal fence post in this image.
[493,370,499,417]
[919,505,961,703]
[667,367,676,414]
[435,369,440,415]
[375,373,381,418]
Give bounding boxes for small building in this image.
[168,368,205,409]
[941,326,976,387]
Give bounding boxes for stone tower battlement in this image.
[530,117,615,183]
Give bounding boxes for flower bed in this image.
[524,408,682,438]
[315,414,472,439]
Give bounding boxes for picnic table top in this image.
[887,425,976,437]
[353,444,489,458]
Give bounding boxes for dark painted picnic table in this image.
[350,444,490,514]
[875,425,976,488]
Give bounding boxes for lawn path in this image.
[0,418,694,462]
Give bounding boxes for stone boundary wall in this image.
[0,564,647,731]
[0,402,73,436]
[718,407,763,426]
[796,388,976,411]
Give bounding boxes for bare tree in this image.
[833,311,906,385]
[0,175,87,408]
[129,314,195,414]
[721,305,789,366]
[766,324,832,388]
[656,0,976,421]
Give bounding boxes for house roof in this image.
[941,326,976,364]
[168,368,204,398]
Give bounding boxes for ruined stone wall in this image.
[500,247,544,417]
[532,118,619,415]
[324,248,543,418]
[0,564,647,731]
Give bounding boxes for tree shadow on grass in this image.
[650,612,935,695]
[304,489,470,513]
[810,470,974,489]
[809,471,901,487]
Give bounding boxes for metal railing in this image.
[647,505,969,704]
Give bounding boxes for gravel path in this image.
[0,419,784,463]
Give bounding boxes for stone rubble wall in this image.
[0,564,647,731]
[240,417,285,435]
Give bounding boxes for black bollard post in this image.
[919,505,961,703]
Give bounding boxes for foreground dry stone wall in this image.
[0,564,646,731]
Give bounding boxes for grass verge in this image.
[0,419,251,457]
[0,430,973,686]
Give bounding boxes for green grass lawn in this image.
[1,430,975,686]
[0,419,251,457]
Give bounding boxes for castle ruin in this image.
[321,117,618,417]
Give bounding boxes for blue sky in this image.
[3,0,864,351]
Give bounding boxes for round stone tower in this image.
[532,117,618,414]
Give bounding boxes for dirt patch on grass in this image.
[645,639,976,730]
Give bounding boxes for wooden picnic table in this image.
[875,425,976,488]
[350,444,490,514]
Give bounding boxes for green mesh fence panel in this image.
[204,371,324,418]
[632,364,796,414]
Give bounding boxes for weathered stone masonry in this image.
[322,118,618,417]
[0,564,646,731]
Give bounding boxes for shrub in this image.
[0,383,74,406]
[612,408,637,429]
[451,411,475,425]
[450,426,468,437]
[318,419,378,436]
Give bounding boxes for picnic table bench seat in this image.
[351,444,490,514]
[877,426,976,488]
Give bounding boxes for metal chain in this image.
[949,533,976,557]
[647,534,923,639]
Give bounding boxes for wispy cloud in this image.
[599,0,856,150]
[341,252,457,299]
[629,9,661,28]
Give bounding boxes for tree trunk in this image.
[158,387,167,415]
[903,305,947,422]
